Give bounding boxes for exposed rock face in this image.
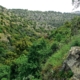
[63,47,80,80]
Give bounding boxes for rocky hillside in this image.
[9,9,80,28]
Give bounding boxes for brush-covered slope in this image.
[9,9,79,28]
[0,5,80,80]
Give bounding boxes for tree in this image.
[0,42,6,58]
[72,0,80,9]
[15,38,32,55]
[10,63,19,80]
[71,17,80,36]
[26,38,47,79]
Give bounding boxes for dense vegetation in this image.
[0,5,80,80]
[9,9,79,28]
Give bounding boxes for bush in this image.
[51,42,59,52]
[71,39,80,46]
[0,65,10,80]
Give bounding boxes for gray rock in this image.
[63,47,80,80]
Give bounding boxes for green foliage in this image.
[70,17,80,36]
[15,38,32,55]
[0,65,10,80]
[44,43,71,69]
[59,70,73,78]
[0,42,6,58]
[10,9,79,28]
[51,41,59,52]
[71,36,80,46]
[27,38,46,78]
[49,25,71,43]
[10,55,28,80]
[72,40,80,46]
[0,47,5,56]
[55,33,62,42]
[0,5,80,80]
[10,63,19,79]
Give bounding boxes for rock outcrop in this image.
[62,47,80,80]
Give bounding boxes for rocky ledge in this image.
[62,47,80,80]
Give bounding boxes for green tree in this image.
[0,42,6,58]
[27,38,47,78]
[71,17,80,36]
[27,43,42,78]
[15,38,32,55]
[10,63,18,80]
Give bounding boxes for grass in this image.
[44,44,71,69]
[43,35,80,70]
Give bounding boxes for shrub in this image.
[71,38,80,46]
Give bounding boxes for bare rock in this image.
[63,47,80,80]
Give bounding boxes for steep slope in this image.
[0,5,80,80]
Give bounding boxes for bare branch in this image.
[72,0,80,10]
